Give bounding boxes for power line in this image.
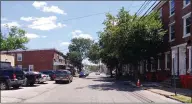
[135,1,147,16]
[139,1,158,21]
[137,1,151,16]
[132,1,148,21]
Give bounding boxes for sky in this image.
[1,1,157,65]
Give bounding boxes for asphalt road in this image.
[1,73,181,103]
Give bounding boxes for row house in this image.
[1,48,66,71]
[142,0,192,85]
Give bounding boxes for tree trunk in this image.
[110,67,113,78]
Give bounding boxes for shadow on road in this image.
[22,84,40,87]
[88,77,142,92]
[88,81,142,92]
[85,77,98,80]
[2,87,24,91]
[38,82,48,84]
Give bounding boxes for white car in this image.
[39,73,50,83]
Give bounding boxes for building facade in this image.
[1,49,66,71]
[142,0,192,82]
[0,54,15,68]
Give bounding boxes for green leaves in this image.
[87,42,100,64]
[0,26,29,51]
[67,38,93,70]
[99,7,166,68]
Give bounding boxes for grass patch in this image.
[170,95,192,103]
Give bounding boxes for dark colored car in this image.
[0,68,25,90]
[23,71,37,86]
[40,70,56,81]
[79,71,86,78]
[55,70,73,84]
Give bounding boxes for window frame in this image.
[17,53,22,61]
[183,0,191,9]
[29,65,34,71]
[182,12,191,38]
[169,0,175,17]
[169,21,176,42]
[165,51,171,70]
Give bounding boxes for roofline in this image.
[1,48,57,53]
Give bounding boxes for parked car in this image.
[0,68,25,90]
[40,70,56,81]
[55,70,73,84]
[79,71,88,78]
[23,71,37,86]
[38,72,50,83]
[27,71,42,84]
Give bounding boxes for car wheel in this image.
[0,82,9,90]
[23,79,28,86]
[68,79,71,83]
[55,81,59,84]
[12,85,20,89]
[29,83,34,86]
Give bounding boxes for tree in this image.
[87,42,100,64]
[68,38,93,72]
[0,26,29,51]
[98,7,166,80]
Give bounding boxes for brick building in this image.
[1,48,67,71]
[136,0,192,85]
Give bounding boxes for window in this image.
[165,52,171,70]
[29,65,34,71]
[183,12,191,38]
[169,0,175,16]
[17,53,22,61]
[169,23,175,41]
[18,65,22,69]
[183,0,190,8]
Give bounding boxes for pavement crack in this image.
[17,85,60,103]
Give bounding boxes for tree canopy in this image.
[98,7,166,77]
[0,26,29,51]
[68,38,93,71]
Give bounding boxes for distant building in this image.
[1,48,66,71]
[0,54,15,68]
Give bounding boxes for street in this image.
[1,73,181,103]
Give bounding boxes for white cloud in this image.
[32,1,47,8]
[71,30,93,40]
[25,33,40,39]
[42,6,66,15]
[20,17,36,21]
[32,1,66,15]
[60,42,70,46]
[1,22,21,28]
[25,33,47,39]
[21,16,66,31]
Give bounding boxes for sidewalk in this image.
[128,81,192,103]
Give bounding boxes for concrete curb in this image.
[128,81,185,103]
[148,90,185,103]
